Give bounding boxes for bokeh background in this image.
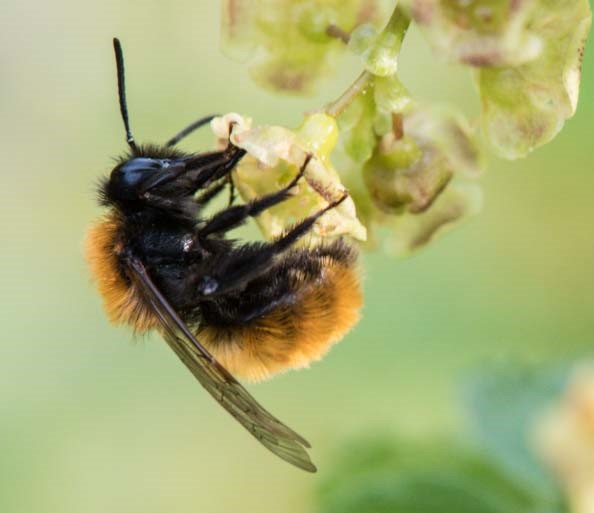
[1,1,593,512]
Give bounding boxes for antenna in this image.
[113,38,137,150]
[166,115,218,147]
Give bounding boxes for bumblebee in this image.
[85,39,362,472]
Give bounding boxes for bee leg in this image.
[196,193,348,297]
[198,154,313,238]
[166,114,219,147]
[141,192,201,223]
[227,176,236,207]
[136,149,231,195]
[194,178,229,207]
[183,147,246,190]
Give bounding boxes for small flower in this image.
[220,0,390,93]
[400,0,543,67]
[336,74,484,254]
[211,113,367,242]
[536,365,594,513]
[479,0,592,158]
[399,0,592,159]
[360,105,483,255]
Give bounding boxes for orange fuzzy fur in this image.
[198,260,362,382]
[86,213,362,381]
[85,214,159,333]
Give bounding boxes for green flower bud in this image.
[363,106,483,215]
[364,134,451,214]
[339,100,484,254]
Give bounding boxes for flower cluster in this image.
[211,113,367,243]
[332,68,484,252]
[219,0,591,253]
[400,0,592,158]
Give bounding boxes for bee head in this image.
[110,158,169,197]
[99,154,187,208]
[101,40,191,210]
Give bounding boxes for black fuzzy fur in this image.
[100,145,356,330]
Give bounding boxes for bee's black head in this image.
[99,145,189,207]
[98,39,221,223]
[101,40,198,211]
[109,157,168,199]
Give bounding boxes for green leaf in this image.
[463,364,570,501]
[318,437,564,513]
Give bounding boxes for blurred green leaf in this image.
[463,365,570,500]
[318,436,564,513]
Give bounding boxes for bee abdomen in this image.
[197,255,362,382]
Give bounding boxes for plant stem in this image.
[326,71,372,118]
[385,5,411,46]
[324,5,411,119]
[326,24,351,44]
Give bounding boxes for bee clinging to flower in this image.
[85,38,363,472]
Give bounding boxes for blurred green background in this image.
[1,1,593,512]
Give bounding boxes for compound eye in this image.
[110,157,169,200]
[113,158,163,189]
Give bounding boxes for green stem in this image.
[324,5,411,119]
[326,71,373,118]
[385,5,411,47]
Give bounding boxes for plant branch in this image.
[326,71,373,118]
[324,5,411,118]
[326,24,351,44]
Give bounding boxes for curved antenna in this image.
[166,114,219,147]
[112,38,137,150]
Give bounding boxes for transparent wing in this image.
[125,256,316,473]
